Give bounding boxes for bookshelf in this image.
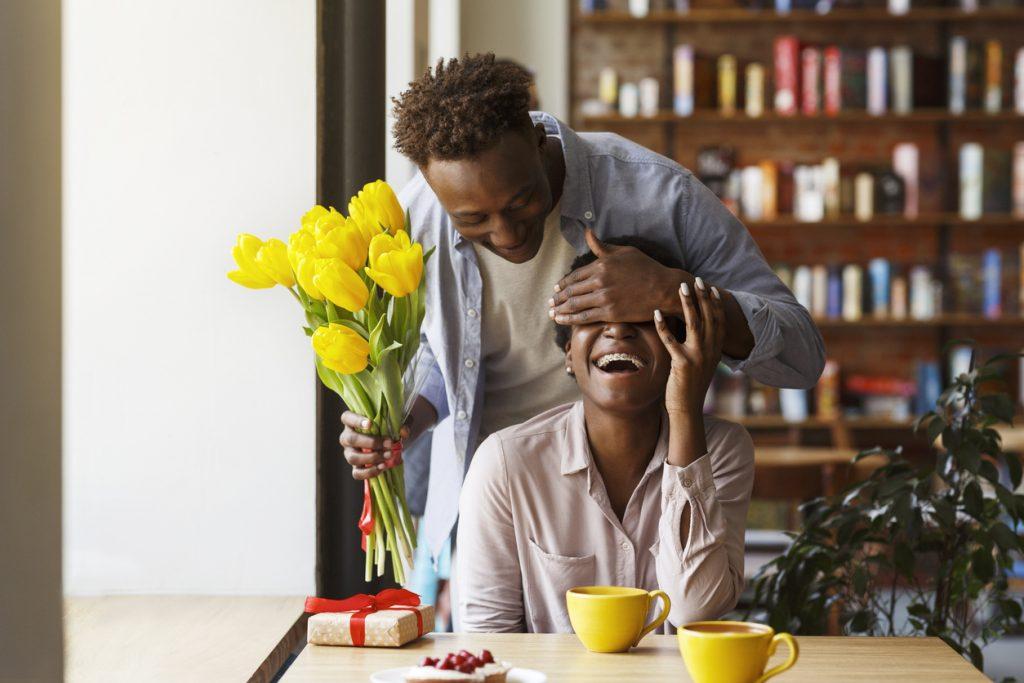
[570,0,1024,453]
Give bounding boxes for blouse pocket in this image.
[524,537,596,634]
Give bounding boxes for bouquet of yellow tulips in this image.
[228,180,432,583]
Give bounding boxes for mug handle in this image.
[755,632,799,683]
[632,589,671,647]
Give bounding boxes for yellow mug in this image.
[678,621,799,683]
[566,586,671,653]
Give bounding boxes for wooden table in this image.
[282,632,986,682]
[65,596,306,683]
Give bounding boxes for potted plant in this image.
[750,348,1024,672]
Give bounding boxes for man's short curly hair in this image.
[392,53,534,167]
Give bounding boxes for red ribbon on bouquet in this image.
[358,480,374,551]
[304,588,424,646]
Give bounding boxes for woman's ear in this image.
[535,122,547,148]
[564,339,574,375]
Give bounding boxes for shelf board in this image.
[582,110,1024,126]
[745,214,1024,229]
[815,315,1024,328]
[736,415,914,429]
[575,7,1024,24]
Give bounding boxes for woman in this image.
[455,240,755,633]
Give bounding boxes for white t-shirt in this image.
[471,203,581,440]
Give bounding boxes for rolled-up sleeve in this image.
[455,436,524,632]
[653,421,755,626]
[414,337,449,421]
[683,175,826,389]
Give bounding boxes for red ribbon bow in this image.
[305,588,424,646]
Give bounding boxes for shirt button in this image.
[683,478,693,488]
[467,308,478,318]
[456,410,468,420]
[620,541,630,551]
[584,210,594,220]
[464,358,475,368]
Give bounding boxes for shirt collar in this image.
[531,112,595,226]
[560,400,669,478]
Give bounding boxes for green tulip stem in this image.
[395,466,417,550]
[382,469,414,566]
[364,525,374,582]
[386,467,416,557]
[376,523,386,577]
[370,476,402,579]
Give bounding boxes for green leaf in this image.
[963,480,985,519]
[967,641,984,670]
[303,326,314,337]
[852,566,868,594]
[368,316,387,366]
[954,441,981,474]
[932,498,955,526]
[989,522,1022,552]
[894,542,915,580]
[925,415,946,444]
[848,610,872,633]
[907,603,931,619]
[1007,453,1023,490]
[980,394,1015,424]
[1000,599,1023,621]
[979,460,1001,484]
[313,355,343,395]
[972,547,994,583]
[994,484,1021,522]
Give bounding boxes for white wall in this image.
[460,0,570,120]
[64,0,316,594]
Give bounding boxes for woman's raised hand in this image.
[653,277,725,416]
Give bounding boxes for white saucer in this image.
[370,666,547,683]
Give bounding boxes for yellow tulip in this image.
[349,180,404,236]
[314,214,370,272]
[287,229,316,274]
[228,233,276,289]
[301,205,330,232]
[364,230,423,298]
[254,238,295,287]
[295,257,323,300]
[312,323,370,374]
[313,258,370,312]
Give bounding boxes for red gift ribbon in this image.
[305,588,424,646]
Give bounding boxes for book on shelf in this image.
[888,0,910,16]
[741,165,764,220]
[774,35,800,116]
[746,63,765,118]
[794,164,825,222]
[949,37,967,114]
[1014,142,1024,217]
[890,46,913,114]
[892,143,919,219]
[673,45,694,117]
[845,375,914,421]
[841,47,868,111]
[817,360,841,420]
[824,46,842,115]
[868,258,891,319]
[949,345,973,380]
[774,264,793,292]
[760,160,778,220]
[915,360,942,416]
[892,274,908,319]
[801,47,821,116]
[599,67,617,107]
[842,264,863,321]
[793,265,813,311]
[827,265,842,319]
[949,251,983,316]
[867,47,888,116]
[639,77,659,118]
[696,145,736,205]
[812,265,828,319]
[960,142,983,220]
[909,266,936,320]
[983,147,1012,214]
[628,0,649,18]
[1016,48,1024,115]
[823,157,841,218]
[983,248,1002,319]
[985,40,1003,114]
[619,82,639,117]
[780,388,809,422]
[718,54,738,116]
[966,40,985,110]
[855,171,874,221]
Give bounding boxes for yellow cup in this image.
[566,586,671,653]
[678,621,799,683]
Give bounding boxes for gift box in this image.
[305,589,434,647]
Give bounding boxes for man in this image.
[341,53,825,568]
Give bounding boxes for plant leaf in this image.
[972,547,994,582]
[894,542,915,580]
[989,521,1022,552]
[963,480,985,519]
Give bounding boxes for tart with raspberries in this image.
[404,649,510,683]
